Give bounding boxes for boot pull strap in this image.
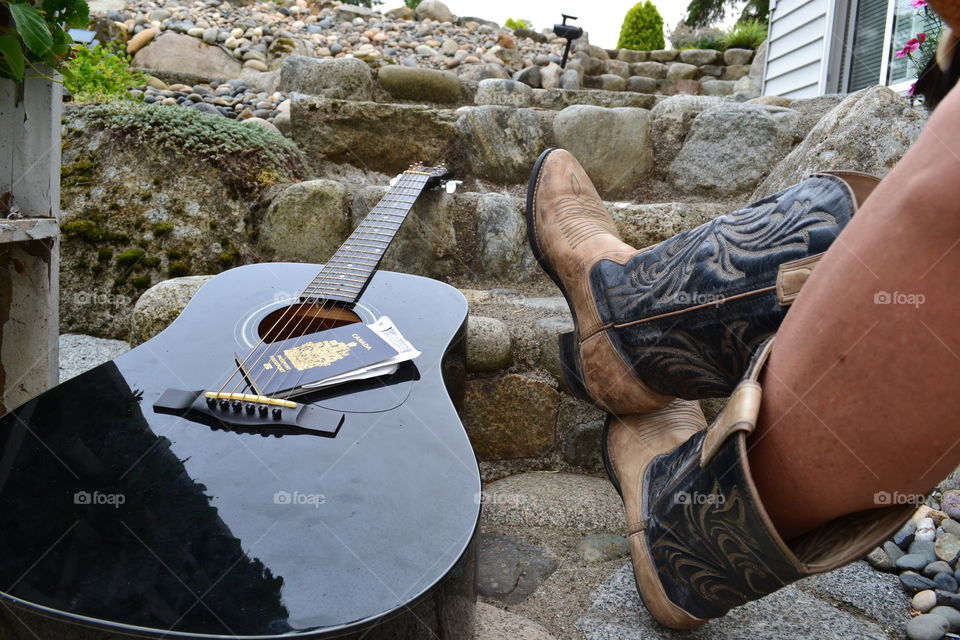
[777,253,822,305]
[701,337,774,467]
[700,381,761,467]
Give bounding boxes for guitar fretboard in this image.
[300,171,432,306]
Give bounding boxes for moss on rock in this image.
[75,102,309,195]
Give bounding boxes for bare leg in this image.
[749,85,960,539]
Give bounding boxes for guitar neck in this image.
[299,171,432,306]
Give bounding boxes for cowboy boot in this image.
[604,338,915,629]
[525,148,879,413]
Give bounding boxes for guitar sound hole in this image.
[258,303,361,343]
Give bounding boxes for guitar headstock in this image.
[405,163,451,190]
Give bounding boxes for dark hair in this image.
[914,38,960,109]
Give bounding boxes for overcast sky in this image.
[379,0,695,49]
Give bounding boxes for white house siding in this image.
[764,0,832,97]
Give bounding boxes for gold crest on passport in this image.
[240,324,397,396]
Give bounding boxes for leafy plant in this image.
[722,19,768,49]
[64,43,145,103]
[895,0,943,95]
[617,1,665,51]
[0,0,88,82]
[504,17,532,31]
[403,0,421,8]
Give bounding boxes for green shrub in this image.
[64,43,145,103]
[722,19,768,50]
[504,17,532,30]
[403,0,421,8]
[617,1,665,51]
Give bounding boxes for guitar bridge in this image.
[153,389,344,438]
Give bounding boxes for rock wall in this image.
[60,78,929,472]
[290,85,924,202]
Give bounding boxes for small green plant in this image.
[617,1,665,51]
[504,17,532,31]
[722,19,767,50]
[0,0,88,82]
[64,43,145,103]
[167,261,190,277]
[403,0,421,8]
[115,247,145,269]
[152,222,173,236]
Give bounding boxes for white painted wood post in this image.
[0,71,62,413]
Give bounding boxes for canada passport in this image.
[238,324,399,397]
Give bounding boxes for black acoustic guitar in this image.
[0,166,480,639]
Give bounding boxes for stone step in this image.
[287,91,846,199]
[474,602,557,640]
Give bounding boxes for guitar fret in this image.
[324,263,371,273]
[292,170,437,306]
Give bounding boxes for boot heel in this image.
[558,332,593,403]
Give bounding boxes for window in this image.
[885,0,927,90]
[846,0,890,91]
[836,0,937,93]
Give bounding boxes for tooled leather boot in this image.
[525,148,880,412]
[604,338,916,629]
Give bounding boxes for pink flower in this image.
[896,38,920,58]
[912,0,928,8]
[918,32,927,43]
[908,82,916,95]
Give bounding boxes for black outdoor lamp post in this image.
[554,14,583,69]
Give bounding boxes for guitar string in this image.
[223,171,424,398]
[267,174,430,399]
[213,171,423,398]
[252,172,428,399]
[218,171,430,400]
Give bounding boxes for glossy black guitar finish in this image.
[0,263,479,639]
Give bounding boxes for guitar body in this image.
[0,263,480,639]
